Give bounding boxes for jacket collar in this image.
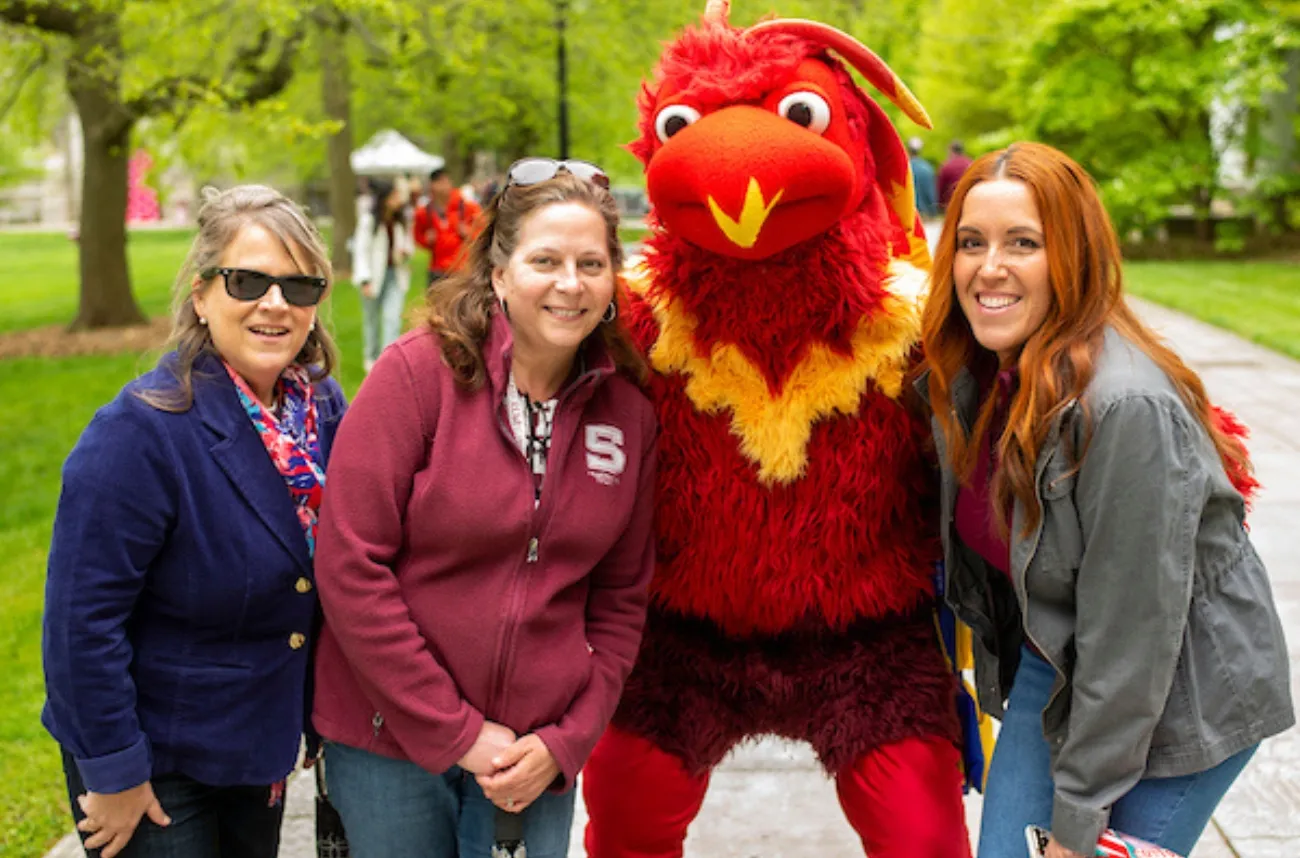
[484,308,617,405]
[189,351,312,573]
[913,365,980,431]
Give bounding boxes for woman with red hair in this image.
[918,141,1293,858]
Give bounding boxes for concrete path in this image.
[44,298,1298,858]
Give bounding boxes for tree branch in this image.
[0,0,84,35]
[227,27,301,107]
[124,25,301,119]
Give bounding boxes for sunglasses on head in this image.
[200,267,327,307]
[504,158,611,191]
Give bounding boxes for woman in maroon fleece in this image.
[312,161,656,858]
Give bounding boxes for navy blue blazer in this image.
[42,354,347,793]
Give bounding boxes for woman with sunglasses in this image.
[918,143,1292,857]
[352,178,415,373]
[42,185,348,858]
[311,160,655,857]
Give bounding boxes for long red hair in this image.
[922,141,1253,534]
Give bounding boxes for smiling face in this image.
[953,179,1052,365]
[192,221,321,405]
[491,201,615,374]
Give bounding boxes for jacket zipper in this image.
[484,377,585,718]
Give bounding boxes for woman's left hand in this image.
[1045,836,1089,858]
[475,734,560,813]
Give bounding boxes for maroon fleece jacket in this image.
[311,317,656,789]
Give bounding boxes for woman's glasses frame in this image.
[502,158,611,192]
[200,267,328,307]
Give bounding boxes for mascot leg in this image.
[583,724,711,858]
[834,736,971,857]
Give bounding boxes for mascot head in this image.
[631,0,931,262]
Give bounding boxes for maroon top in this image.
[938,154,974,207]
[312,317,657,789]
[955,368,1017,577]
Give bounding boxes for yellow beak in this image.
[707,178,784,249]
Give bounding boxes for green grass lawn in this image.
[0,232,1296,857]
[1125,260,1300,361]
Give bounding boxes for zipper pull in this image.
[372,712,384,737]
[526,537,539,563]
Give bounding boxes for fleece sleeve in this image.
[314,348,484,775]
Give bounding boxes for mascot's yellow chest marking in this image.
[631,260,927,484]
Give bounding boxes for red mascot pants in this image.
[583,725,971,858]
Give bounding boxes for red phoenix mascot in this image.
[582,2,972,856]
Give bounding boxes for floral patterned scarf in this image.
[223,362,326,556]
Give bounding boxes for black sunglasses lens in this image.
[280,277,326,306]
[225,270,325,306]
[226,270,272,301]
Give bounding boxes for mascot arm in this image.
[534,427,658,789]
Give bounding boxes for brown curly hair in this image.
[423,171,646,389]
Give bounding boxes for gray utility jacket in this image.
[921,328,1293,854]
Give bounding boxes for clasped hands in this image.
[459,720,560,814]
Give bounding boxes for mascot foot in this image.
[583,725,710,858]
[836,736,972,857]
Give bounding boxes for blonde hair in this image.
[138,185,339,411]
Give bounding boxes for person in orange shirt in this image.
[413,168,482,287]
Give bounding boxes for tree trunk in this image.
[1263,48,1299,229]
[66,15,145,330]
[319,6,356,279]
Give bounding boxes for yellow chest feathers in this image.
[629,260,928,484]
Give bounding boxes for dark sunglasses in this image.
[200,267,328,307]
[504,158,611,191]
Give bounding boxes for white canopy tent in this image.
[349,130,445,177]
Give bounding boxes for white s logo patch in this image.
[585,424,626,485]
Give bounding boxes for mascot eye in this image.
[777,91,831,134]
[655,104,702,143]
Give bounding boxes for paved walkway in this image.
[44,300,1299,858]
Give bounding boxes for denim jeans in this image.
[323,740,577,858]
[361,267,407,366]
[978,646,1257,857]
[61,748,283,858]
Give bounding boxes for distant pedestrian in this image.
[937,140,973,210]
[414,167,482,287]
[351,179,413,373]
[311,159,656,858]
[42,184,347,858]
[919,141,1294,858]
[908,137,938,218]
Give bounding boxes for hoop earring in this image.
[601,302,617,323]
[498,297,510,319]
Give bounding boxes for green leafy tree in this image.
[0,0,303,329]
[1015,0,1280,239]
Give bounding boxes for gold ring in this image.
[505,797,515,809]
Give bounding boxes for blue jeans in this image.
[978,646,1257,857]
[323,740,577,858]
[61,748,283,858]
[361,267,406,365]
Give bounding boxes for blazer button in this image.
[288,632,307,650]
[295,577,313,594]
